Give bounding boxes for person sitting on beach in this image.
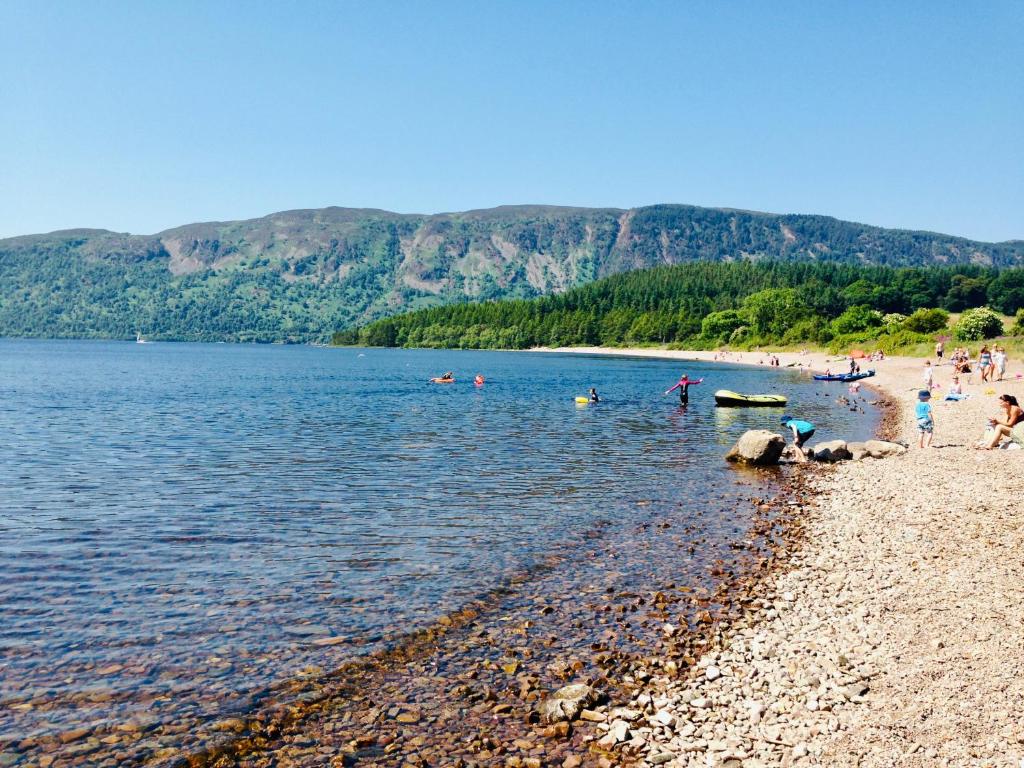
[664,373,704,405]
[916,389,935,448]
[780,414,815,463]
[978,394,1024,450]
[953,352,973,379]
[945,375,967,401]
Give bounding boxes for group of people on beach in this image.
[917,348,1022,450]
[939,342,1009,382]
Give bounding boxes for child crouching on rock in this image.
[916,389,935,448]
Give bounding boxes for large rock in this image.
[537,684,599,724]
[811,440,852,462]
[847,442,870,461]
[725,430,786,465]
[863,439,907,458]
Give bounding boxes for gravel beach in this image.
[15,348,1019,768]
[545,347,1024,768]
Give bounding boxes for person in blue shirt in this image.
[915,389,935,448]
[780,414,815,462]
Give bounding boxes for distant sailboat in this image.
[136,333,149,344]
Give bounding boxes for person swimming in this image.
[664,374,704,405]
[589,387,600,403]
[430,371,455,383]
[473,374,485,386]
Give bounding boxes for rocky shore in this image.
[11,350,1021,768]
[538,349,1024,767]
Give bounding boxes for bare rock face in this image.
[811,440,853,462]
[725,430,786,465]
[537,683,599,724]
[863,439,907,458]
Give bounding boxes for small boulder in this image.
[725,430,786,465]
[811,440,852,462]
[537,684,599,724]
[779,444,805,463]
[863,439,907,458]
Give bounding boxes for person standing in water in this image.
[664,373,704,405]
[589,387,600,403]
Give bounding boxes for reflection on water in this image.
[0,341,876,750]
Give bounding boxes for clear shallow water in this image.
[0,340,876,748]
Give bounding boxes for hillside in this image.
[1,205,1022,342]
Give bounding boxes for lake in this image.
[0,340,878,763]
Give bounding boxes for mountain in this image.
[1,204,1022,342]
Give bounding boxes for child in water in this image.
[664,374,704,405]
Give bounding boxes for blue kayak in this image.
[813,369,875,382]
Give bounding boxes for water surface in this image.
[0,340,877,755]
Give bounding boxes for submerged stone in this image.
[536,684,599,724]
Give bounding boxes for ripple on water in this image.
[0,341,877,758]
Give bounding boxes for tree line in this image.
[336,262,1024,351]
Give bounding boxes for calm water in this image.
[0,340,876,752]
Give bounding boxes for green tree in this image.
[987,271,1024,315]
[831,305,882,335]
[741,288,806,338]
[943,275,988,311]
[701,309,747,343]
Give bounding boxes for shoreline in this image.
[11,346,1021,767]
[546,345,1022,766]
[171,349,898,767]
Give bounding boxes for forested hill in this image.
[2,204,1023,342]
[342,262,1024,351]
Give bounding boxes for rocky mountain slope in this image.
[1,204,1021,342]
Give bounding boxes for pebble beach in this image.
[539,347,1024,768]
[8,347,1022,768]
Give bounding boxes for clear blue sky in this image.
[2,1,1021,241]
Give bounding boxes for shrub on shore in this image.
[953,307,1005,341]
[903,307,950,333]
